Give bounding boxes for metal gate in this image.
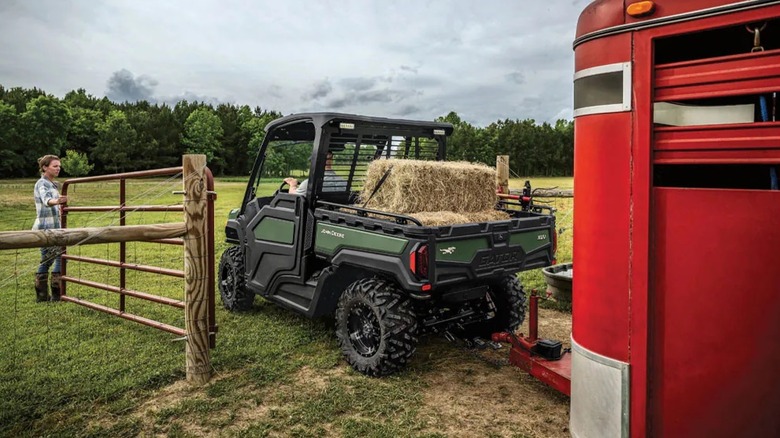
[59,165,217,348]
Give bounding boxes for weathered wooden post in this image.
[496,155,510,194]
[182,154,211,385]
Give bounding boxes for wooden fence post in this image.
[496,155,510,194]
[182,154,211,385]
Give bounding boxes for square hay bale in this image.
[360,159,497,214]
[411,210,511,226]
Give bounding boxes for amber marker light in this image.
[627,1,655,17]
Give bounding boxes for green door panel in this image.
[253,217,295,244]
[315,223,408,255]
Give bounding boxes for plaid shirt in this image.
[32,177,61,230]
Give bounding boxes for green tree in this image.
[63,88,99,110]
[181,107,224,165]
[93,110,137,173]
[437,111,490,164]
[60,149,94,177]
[67,107,102,155]
[216,104,256,176]
[0,85,47,113]
[0,101,23,176]
[19,95,72,171]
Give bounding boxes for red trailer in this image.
[572,1,780,437]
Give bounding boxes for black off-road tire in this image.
[467,275,526,338]
[218,246,255,311]
[335,277,418,377]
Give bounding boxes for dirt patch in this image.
[135,377,199,415]
[419,366,569,437]
[129,366,349,437]
[417,308,572,438]
[294,364,340,393]
[521,308,572,349]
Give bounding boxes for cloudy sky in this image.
[0,0,590,126]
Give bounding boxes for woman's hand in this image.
[48,196,67,206]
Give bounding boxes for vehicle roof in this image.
[265,112,454,135]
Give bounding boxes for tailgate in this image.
[432,221,554,284]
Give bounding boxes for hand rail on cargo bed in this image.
[497,199,556,216]
[316,200,424,226]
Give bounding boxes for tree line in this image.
[437,112,573,177]
[0,85,573,178]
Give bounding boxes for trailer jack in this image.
[492,291,572,396]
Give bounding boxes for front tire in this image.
[218,246,255,311]
[335,277,418,377]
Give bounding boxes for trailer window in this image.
[654,19,780,64]
[573,62,631,117]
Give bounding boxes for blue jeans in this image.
[37,246,62,274]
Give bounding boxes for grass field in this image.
[0,175,572,438]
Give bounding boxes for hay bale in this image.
[361,159,497,213]
[412,209,510,226]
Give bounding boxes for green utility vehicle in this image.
[219,113,557,376]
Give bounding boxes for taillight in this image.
[552,229,558,265]
[409,244,429,279]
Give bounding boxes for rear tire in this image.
[218,246,255,311]
[335,277,418,377]
[466,275,526,338]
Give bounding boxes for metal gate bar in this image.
[62,276,185,308]
[64,254,185,277]
[62,295,186,336]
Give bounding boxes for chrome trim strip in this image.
[571,336,631,438]
[573,104,627,117]
[573,0,780,48]
[573,62,626,80]
[573,62,632,117]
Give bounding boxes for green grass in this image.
[0,175,573,437]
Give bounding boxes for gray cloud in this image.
[340,77,377,92]
[394,105,421,116]
[105,69,158,103]
[0,1,586,126]
[506,72,525,85]
[267,85,283,99]
[303,79,333,100]
[399,65,418,74]
[326,87,416,110]
[104,69,222,106]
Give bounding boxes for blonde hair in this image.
[38,155,60,173]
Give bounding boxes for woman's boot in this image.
[50,273,62,301]
[34,273,49,302]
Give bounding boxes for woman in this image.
[33,155,67,302]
